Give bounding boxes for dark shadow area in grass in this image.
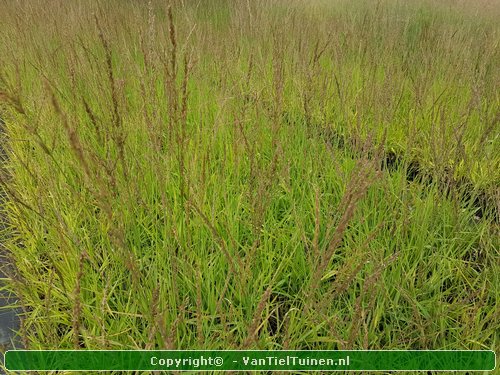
[267,291,293,338]
[0,114,24,374]
[313,122,499,224]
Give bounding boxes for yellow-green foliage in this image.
[0,1,498,374]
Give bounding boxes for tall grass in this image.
[0,0,498,374]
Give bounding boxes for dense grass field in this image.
[0,0,499,373]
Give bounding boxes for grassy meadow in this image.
[0,0,499,373]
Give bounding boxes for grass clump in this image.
[0,0,498,374]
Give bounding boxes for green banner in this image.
[5,350,496,371]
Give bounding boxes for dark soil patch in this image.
[312,123,499,224]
